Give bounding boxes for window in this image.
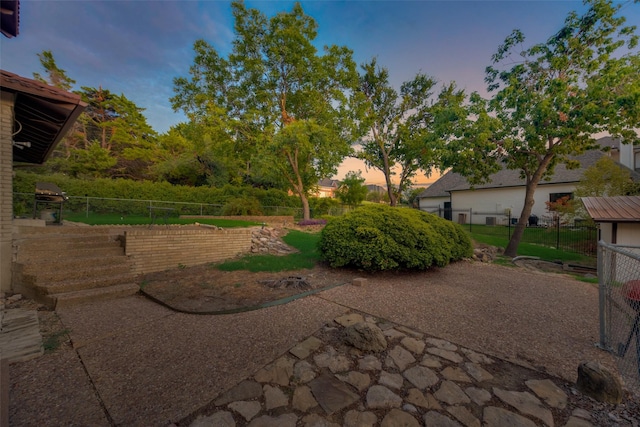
[549,192,573,203]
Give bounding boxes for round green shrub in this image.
[318,204,472,271]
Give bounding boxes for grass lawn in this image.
[469,230,596,267]
[63,212,260,228]
[216,230,321,272]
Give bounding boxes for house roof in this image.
[0,0,19,38]
[318,178,340,188]
[1,69,87,164]
[417,170,468,198]
[582,196,640,223]
[418,150,640,199]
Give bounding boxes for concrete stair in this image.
[12,227,139,309]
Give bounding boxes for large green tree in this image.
[356,58,441,206]
[442,0,639,257]
[335,170,368,208]
[172,1,359,219]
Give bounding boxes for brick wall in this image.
[0,93,15,293]
[125,228,253,275]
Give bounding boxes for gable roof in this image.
[419,150,640,199]
[418,171,468,198]
[582,196,640,223]
[318,178,340,188]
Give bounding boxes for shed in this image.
[582,196,640,245]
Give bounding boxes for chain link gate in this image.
[598,241,640,392]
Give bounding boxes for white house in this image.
[418,148,639,226]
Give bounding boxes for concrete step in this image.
[20,256,131,278]
[54,283,140,310]
[33,272,138,296]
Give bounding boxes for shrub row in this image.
[319,204,472,271]
[13,171,301,216]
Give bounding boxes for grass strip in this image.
[216,230,321,272]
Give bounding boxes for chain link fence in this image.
[598,241,640,392]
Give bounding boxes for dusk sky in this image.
[1,1,638,185]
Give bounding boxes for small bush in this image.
[318,204,472,271]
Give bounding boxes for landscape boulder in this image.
[343,322,388,352]
[576,361,623,404]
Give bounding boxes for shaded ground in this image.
[140,263,361,313]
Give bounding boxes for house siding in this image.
[0,92,14,292]
[450,183,577,225]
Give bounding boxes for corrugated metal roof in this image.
[582,196,640,223]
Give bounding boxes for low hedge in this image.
[318,204,472,271]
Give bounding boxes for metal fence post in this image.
[597,241,608,350]
[469,208,472,232]
[556,218,560,250]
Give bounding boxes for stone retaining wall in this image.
[125,228,253,275]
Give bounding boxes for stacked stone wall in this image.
[125,228,253,275]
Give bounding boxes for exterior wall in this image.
[0,92,15,293]
[125,228,253,275]
[418,196,449,213]
[450,183,577,225]
[614,223,640,246]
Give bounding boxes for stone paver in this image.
[185,312,624,427]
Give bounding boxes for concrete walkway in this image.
[7,263,637,426]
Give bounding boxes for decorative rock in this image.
[247,413,297,427]
[263,384,288,410]
[526,379,568,409]
[396,326,423,338]
[228,401,262,422]
[401,337,426,354]
[425,337,457,351]
[254,357,295,386]
[420,354,443,369]
[403,366,439,390]
[388,345,416,370]
[460,348,494,364]
[493,388,554,427]
[214,380,263,406]
[314,347,352,373]
[352,278,368,287]
[563,417,594,427]
[402,403,418,413]
[366,385,402,409]
[292,386,318,412]
[441,366,472,383]
[405,388,430,409]
[483,407,537,427]
[381,408,420,427]
[434,381,471,405]
[379,370,405,390]
[344,410,377,427]
[464,363,493,382]
[309,374,359,415]
[427,347,463,364]
[465,387,492,406]
[358,355,382,371]
[343,322,388,352]
[447,405,481,427]
[423,411,463,427]
[290,336,324,359]
[301,413,340,427]
[383,328,406,339]
[191,411,236,427]
[576,361,623,404]
[571,408,592,420]
[294,360,317,383]
[336,371,370,391]
[335,313,365,327]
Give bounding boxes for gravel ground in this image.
[6,259,639,426]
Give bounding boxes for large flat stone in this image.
[309,374,359,415]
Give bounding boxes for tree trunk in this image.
[300,193,310,220]
[504,153,555,257]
